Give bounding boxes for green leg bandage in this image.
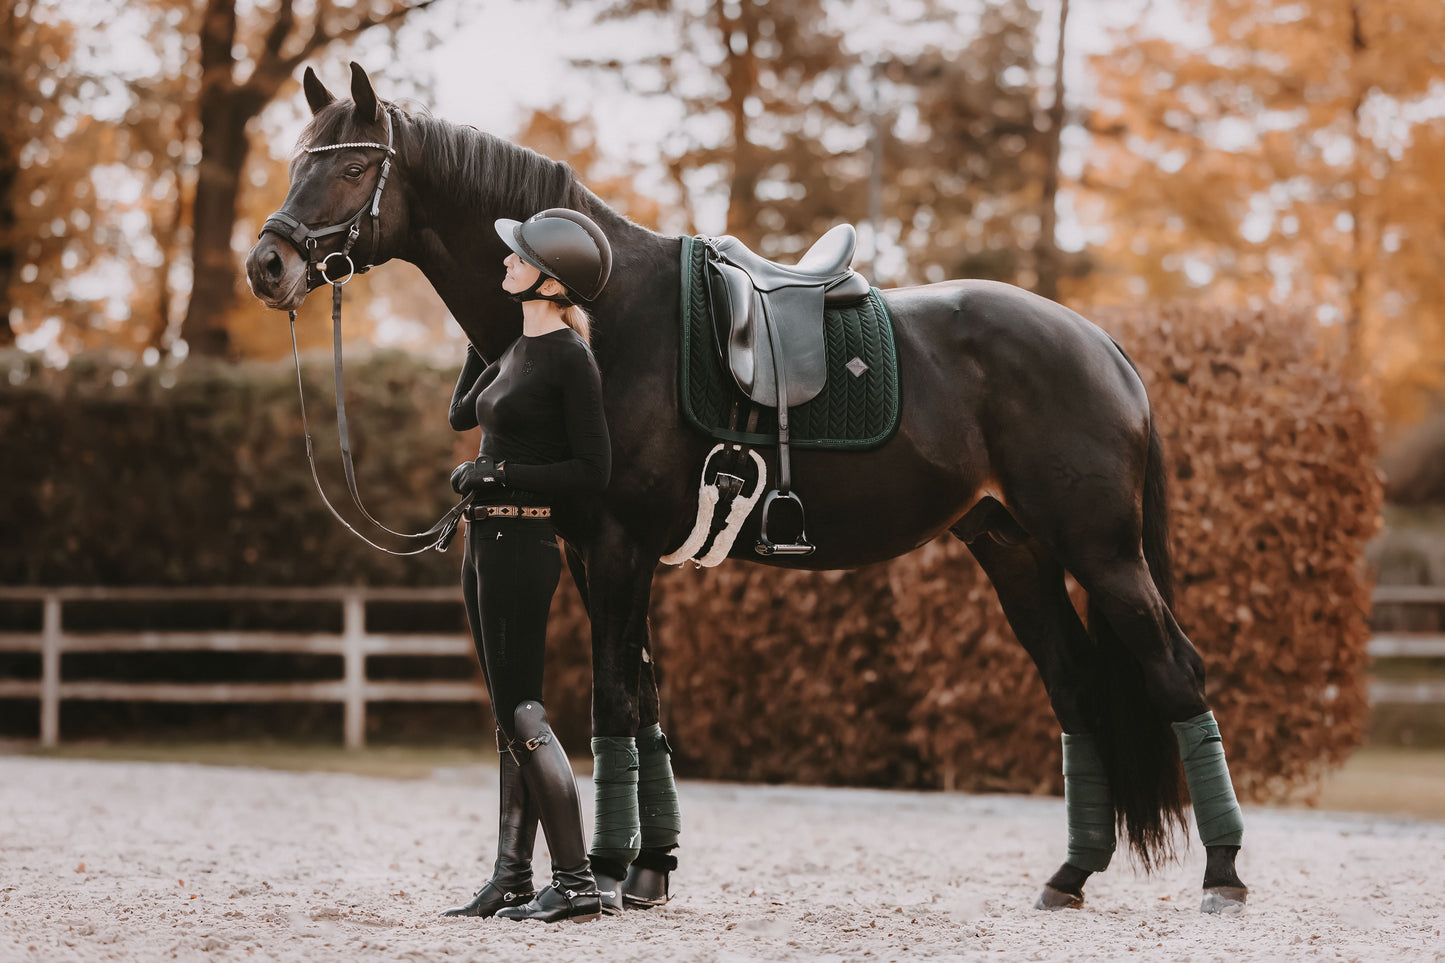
[590,737,640,867]
[1062,732,1116,872]
[1172,711,1244,847]
[636,723,681,852]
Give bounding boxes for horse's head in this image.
[245,63,408,311]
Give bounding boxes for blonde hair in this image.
[562,303,592,345]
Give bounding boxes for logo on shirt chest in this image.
[522,360,535,375]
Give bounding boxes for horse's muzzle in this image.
[244,235,309,311]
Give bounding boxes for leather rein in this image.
[260,108,470,556]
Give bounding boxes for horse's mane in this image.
[297,101,589,220]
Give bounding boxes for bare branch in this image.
[281,1,441,76]
[260,0,298,66]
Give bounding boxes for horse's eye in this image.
[344,164,365,179]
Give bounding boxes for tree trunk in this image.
[149,177,187,353]
[0,0,20,347]
[1036,0,1069,303]
[719,0,761,245]
[1345,1,1370,378]
[179,0,248,358]
[181,95,254,358]
[0,148,16,348]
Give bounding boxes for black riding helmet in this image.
[495,208,612,305]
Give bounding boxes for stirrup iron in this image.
[755,488,815,556]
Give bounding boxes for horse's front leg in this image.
[582,514,680,909]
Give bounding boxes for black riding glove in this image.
[450,455,508,494]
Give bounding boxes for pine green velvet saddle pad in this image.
[677,234,901,450]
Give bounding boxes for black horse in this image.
[245,64,1248,913]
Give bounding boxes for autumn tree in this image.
[513,107,662,232]
[1078,0,1445,413]
[579,0,1071,291]
[2,0,121,351]
[1035,0,1070,302]
[877,0,1067,288]
[180,0,438,359]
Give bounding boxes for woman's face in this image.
[502,251,541,294]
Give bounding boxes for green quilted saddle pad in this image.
[678,235,901,450]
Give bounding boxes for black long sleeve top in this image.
[448,329,611,497]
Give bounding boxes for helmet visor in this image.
[494,218,551,277]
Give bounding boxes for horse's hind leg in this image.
[952,499,1114,910]
[1066,548,1247,913]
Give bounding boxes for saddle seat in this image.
[710,224,871,304]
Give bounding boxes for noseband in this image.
[260,108,396,286]
[264,108,471,556]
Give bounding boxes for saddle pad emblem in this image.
[846,357,869,378]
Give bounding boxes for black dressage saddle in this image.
[700,224,872,555]
[704,224,870,408]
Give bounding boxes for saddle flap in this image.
[704,254,828,409]
[706,259,768,401]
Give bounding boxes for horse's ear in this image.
[303,67,335,115]
[349,62,382,124]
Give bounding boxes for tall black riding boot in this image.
[441,730,540,918]
[495,702,603,923]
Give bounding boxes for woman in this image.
[440,209,613,924]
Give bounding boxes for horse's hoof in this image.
[1200,886,1247,915]
[622,866,670,909]
[1034,885,1084,910]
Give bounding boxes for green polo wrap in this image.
[1172,711,1244,847]
[1062,732,1116,872]
[589,736,640,865]
[636,723,681,851]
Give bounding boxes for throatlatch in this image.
[1172,711,1245,847]
[1061,732,1116,872]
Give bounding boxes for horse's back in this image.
[882,279,1150,423]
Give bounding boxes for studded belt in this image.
[464,504,551,521]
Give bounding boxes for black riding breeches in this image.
[460,515,561,742]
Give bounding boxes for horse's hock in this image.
[646,303,1380,799]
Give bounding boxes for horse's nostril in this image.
[264,251,284,282]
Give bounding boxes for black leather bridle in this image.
[261,108,397,286]
[260,108,470,556]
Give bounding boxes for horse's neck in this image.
[401,158,666,364]
[403,226,517,361]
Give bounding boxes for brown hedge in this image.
[0,303,1380,799]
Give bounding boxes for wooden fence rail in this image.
[1367,584,1445,707]
[0,586,483,748]
[2,584,1442,748]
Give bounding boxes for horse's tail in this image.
[1087,392,1188,871]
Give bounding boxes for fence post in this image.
[40,594,61,748]
[343,592,366,750]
